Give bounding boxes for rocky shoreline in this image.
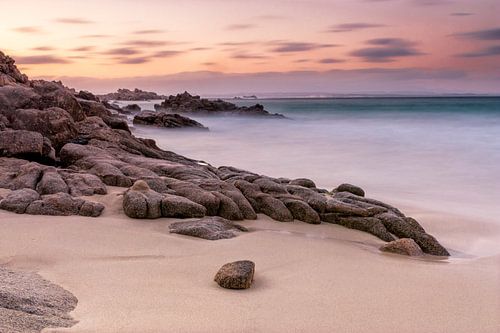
[97,88,167,101]
[0,49,449,257]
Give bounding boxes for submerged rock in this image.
[169,216,247,240]
[214,260,255,289]
[380,238,424,256]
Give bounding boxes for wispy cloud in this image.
[152,50,184,58]
[225,24,257,31]
[318,58,345,64]
[15,55,70,64]
[457,45,500,57]
[231,52,268,59]
[32,46,55,51]
[132,29,165,34]
[118,57,150,64]
[54,17,94,24]
[12,26,44,33]
[271,42,337,53]
[102,48,140,56]
[326,23,386,33]
[81,34,111,38]
[70,46,95,52]
[450,12,474,16]
[350,38,424,62]
[453,27,500,40]
[121,40,169,47]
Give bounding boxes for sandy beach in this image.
[0,187,498,333]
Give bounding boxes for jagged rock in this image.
[289,178,316,188]
[25,192,104,217]
[334,183,365,197]
[0,267,77,333]
[282,199,321,224]
[154,91,284,117]
[98,88,167,101]
[8,107,78,150]
[161,193,206,218]
[214,260,255,289]
[133,111,207,129]
[36,169,69,195]
[123,180,162,219]
[0,51,29,86]
[75,90,99,101]
[0,188,40,214]
[380,238,424,256]
[30,80,85,121]
[169,216,247,240]
[61,172,107,196]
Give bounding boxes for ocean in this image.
[124,97,500,256]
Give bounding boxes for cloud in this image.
[12,26,43,33]
[450,12,474,16]
[132,29,165,34]
[453,27,500,40]
[152,50,184,58]
[271,42,337,53]
[318,58,345,64]
[190,47,211,51]
[32,46,55,51]
[102,48,140,56]
[54,17,94,24]
[71,46,95,52]
[118,57,150,64]
[231,52,268,60]
[457,45,500,57]
[350,38,424,62]
[412,0,454,5]
[326,23,386,33]
[121,40,169,47]
[15,55,70,65]
[81,34,111,38]
[225,24,256,30]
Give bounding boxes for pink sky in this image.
[1,0,499,94]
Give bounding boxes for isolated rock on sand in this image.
[214,260,255,289]
[380,238,424,256]
[334,183,365,197]
[0,267,77,333]
[169,216,247,240]
[133,111,207,129]
[0,188,40,214]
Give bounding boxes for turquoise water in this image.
[128,97,500,255]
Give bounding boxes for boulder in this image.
[133,111,207,129]
[0,130,44,158]
[289,178,316,188]
[123,180,162,219]
[214,260,255,289]
[286,185,328,213]
[212,191,244,220]
[168,182,220,216]
[283,199,321,224]
[0,188,40,214]
[380,238,424,256]
[322,215,395,242]
[25,193,104,217]
[169,216,247,240]
[333,183,365,197]
[123,104,141,112]
[98,88,166,101]
[61,172,107,196]
[36,169,69,195]
[161,193,207,218]
[9,162,45,190]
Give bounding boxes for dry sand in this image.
[0,187,498,333]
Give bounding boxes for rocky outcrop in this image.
[123,104,141,113]
[169,217,248,240]
[154,91,284,117]
[0,267,77,333]
[0,50,450,256]
[98,88,167,101]
[214,260,255,289]
[380,238,424,256]
[133,111,207,129]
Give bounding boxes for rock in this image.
[154,91,284,117]
[8,107,78,150]
[0,188,40,214]
[169,216,247,240]
[380,238,424,256]
[25,192,104,217]
[133,111,208,129]
[282,199,321,224]
[334,183,365,197]
[75,90,99,101]
[168,181,220,216]
[253,177,288,194]
[123,104,141,112]
[0,51,29,86]
[36,169,69,195]
[161,193,207,218]
[325,198,372,216]
[214,260,255,289]
[97,88,167,101]
[123,180,163,219]
[289,178,316,188]
[286,185,328,213]
[322,215,395,242]
[212,191,244,220]
[0,130,44,158]
[0,266,77,333]
[89,162,132,187]
[9,162,45,190]
[61,172,107,196]
[30,80,85,121]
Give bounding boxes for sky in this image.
[1,0,499,95]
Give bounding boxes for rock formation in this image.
[214,260,255,289]
[169,216,248,240]
[380,238,424,256]
[154,91,285,117]
[98,88,167,101]
[133,111,208,129]
[0,50,450,256]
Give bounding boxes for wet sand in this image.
[0,188,498,333]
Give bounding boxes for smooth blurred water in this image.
[126,97,500,246]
